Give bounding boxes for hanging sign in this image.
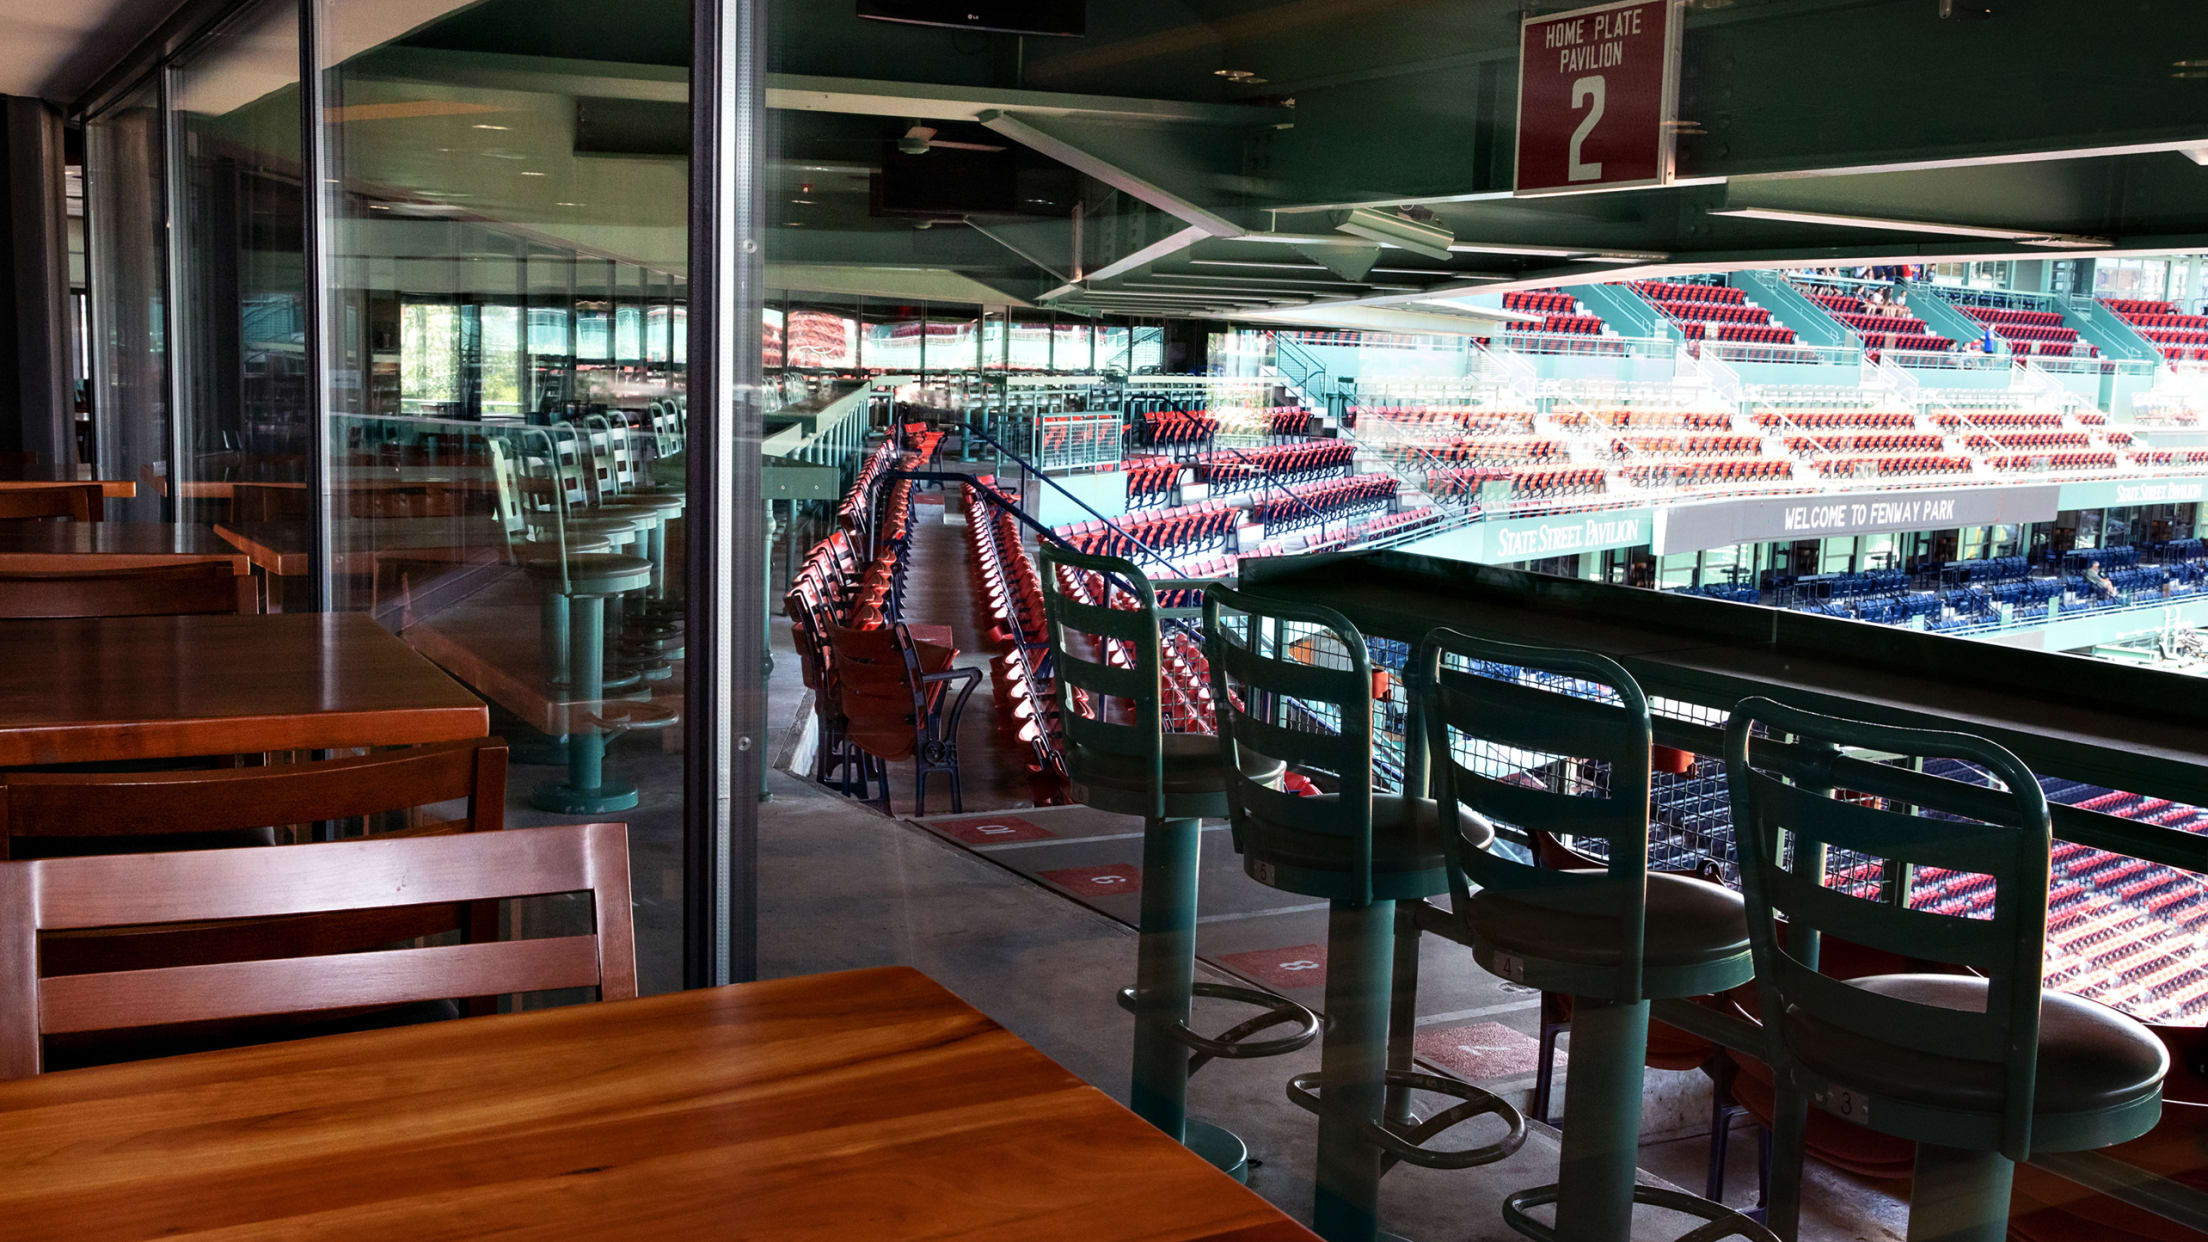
[1514,0,1682,196]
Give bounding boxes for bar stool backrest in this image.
[1412,628,1656,1003]
[487,436,560,545]
[1038,543,1168,819]
[1724,696,2051,1161]
[1201,583,1378,903]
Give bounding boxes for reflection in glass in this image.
[172,0,307,502]
[85,80,169,518]
[316,0,693,995]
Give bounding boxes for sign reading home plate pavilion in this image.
[1515,0,1682,195]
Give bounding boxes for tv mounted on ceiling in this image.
[856,0,1084,38]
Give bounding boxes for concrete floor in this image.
[482,482,1910,1241]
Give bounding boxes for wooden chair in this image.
[0,737,508,862]
[0,484,100,523]
[0,821,637,1078]
[0,562,256,618]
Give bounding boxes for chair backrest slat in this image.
[1412,627,1654,1000]
[41,935,606,1035]
[1202,583,1377,901]
[1039,545,1170,807]
[1725,696,2050,1160]
[0,822,635,1077]
[0,739,503,850]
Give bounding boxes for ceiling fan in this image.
[897,123,1007,155]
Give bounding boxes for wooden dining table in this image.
[0,461,135,499]
[215,517,509,577]
[0,965,1318,1241]
[0,611,488,765]
[0,522,252,575]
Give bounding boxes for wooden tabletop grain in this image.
[0,612,488,765]
[0,966,1318,1242]
[0,522,251,574]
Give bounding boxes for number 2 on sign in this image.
[1568,75,1605,182]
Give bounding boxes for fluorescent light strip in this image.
[1137,275,1423,292]
[1706,206,2112,247]
[1240,232,1667,262]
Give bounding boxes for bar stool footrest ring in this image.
[1116,982,1321,1070]
[1500,1182,1780,1242]
[1287,1069,1527,1172]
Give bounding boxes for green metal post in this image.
[571,595,606,794]
[541,591,569,688]
[1385,904,1423,1130]
[1130,815,1201,1141]
[1767,1083,1811,1241]
[1907,1145,2015,1242]
[1552,997,1652,1242]
[531,593,640,814]
[1314,898,1396,1242]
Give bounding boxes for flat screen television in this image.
[856,0,1084,38]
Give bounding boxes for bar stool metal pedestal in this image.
[1409,629,1775,1242]
[524,550,657,814]
[1204,592,1527,1242]
[1039,546,1320,1183]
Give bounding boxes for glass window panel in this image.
[1008,317,1051,370]
[1096,323,1131,371]
[172,0,307,502]
[787,304,856,369]
[1052,321,1092,370]
[762,305,783,369]
[927,311,979,373]
[85,79,169,520]
[319,0,691,995]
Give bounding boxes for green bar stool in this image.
[1204,591,1527,1242]
[1408,629,1773,1242]
[1037,545,1320,1183]
[1724,698,2167,1242]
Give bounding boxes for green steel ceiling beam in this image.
[770,76,1286,126]
[977,109,1247,237]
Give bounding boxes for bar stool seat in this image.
[1783,974,2166,1140]
[523,552,652,594]
[1240,794,1484,901]
[1465,870,1748,972]
[1066,732,1283,818]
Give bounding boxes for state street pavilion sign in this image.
[1400,507,1655,565]
[1515,0,1682,196]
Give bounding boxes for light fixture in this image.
[1213,68,1266,84]
[1333,208,1456,261]
[1706,206,2112,247]
[790,197,814,204]
[1243,232,1668,261]
[555,201,584,207]
[471,123,510,131]
[519,171,546,177]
